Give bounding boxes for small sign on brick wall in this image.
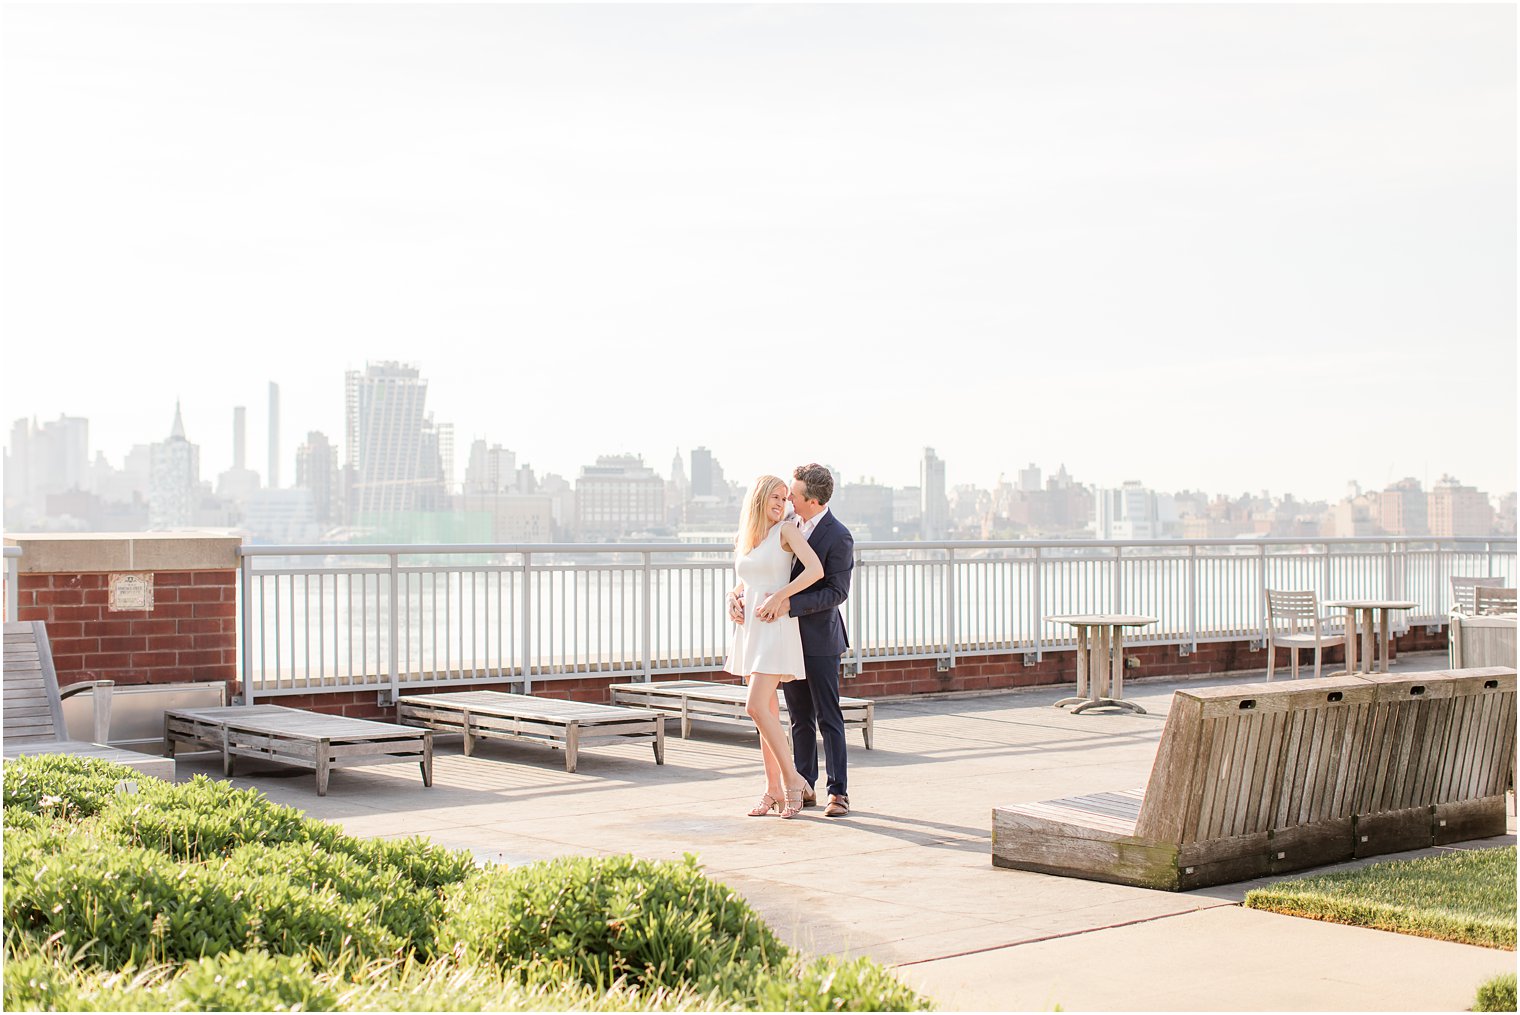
[108,572,154,611]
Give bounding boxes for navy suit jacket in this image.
[788,510,854,656]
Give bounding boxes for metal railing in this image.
[3,546,19,623]
[236,536,1516,703]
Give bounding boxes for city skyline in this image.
[2,5,1514,502]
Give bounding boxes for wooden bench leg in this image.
[421,733,434,788]
[680,699,691,739]
[653,718,665,765]
[564,723,579,774]
[461,709,475,757]
[316,737,331,796]
[221,726,234,777]
[863,705,874,750]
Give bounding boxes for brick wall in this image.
[265,628,1447,721]
[16,570,238,692]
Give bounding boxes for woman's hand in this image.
[757,591,790,622]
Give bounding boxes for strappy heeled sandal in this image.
[780,785,805,819]
[747,792,781,817]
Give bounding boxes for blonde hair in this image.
[736,475,788,555]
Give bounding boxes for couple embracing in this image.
[724,463,854,821]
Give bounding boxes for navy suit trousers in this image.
[783,653,848,798]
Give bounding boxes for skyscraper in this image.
[295,431,339,527]
[149,402,200,529]
[268,382,280,489]
[920,447,947,540]
[343,362,439,519]
[216,405,261,504]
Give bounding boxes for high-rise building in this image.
[217,406,261,504]
[1095,480,1161,540]
[149,403,201,529]
[295,431,339,527]
[920,447,947,540]
[690,447,726,498]
[575,454,666,539]
[464,440,517,495]
[1428,476,1493,537]
[1376,478,1428,536]
[268,382,280,489]
[343,362,438,519]
[1017,463,1041,493]
[832,479,894,540]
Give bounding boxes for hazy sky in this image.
[2,3,1514,502]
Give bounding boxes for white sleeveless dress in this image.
[724,521,806,682]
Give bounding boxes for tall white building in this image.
[465,440,518,495]
[149,403,200,529]
[343,362,443,518]
[295,431,340,527]
[1095,480,1162,540]
[920,447,948,540]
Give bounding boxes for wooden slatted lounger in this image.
[992,667,1517,890]
[395,690,664,773]
[163,705,433,797]
[3,620,175,780]
[608,679,875,748]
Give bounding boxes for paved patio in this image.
[171,651,1516,1012]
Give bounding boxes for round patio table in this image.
[1047,614,1157,715]
[1323,599,1419,674]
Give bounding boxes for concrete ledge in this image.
[5,533,241,573]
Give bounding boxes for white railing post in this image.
[520,552,533,693]
[387,552,400,706]
[239,550,255,705]
[1031,545,1044,662]
[943,547,956,669]
[851,547,863,676]
[1185,543,1198,655]
[641,551,653,680]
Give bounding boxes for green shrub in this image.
[345,833,479,891]
[2,753,150,820]
[1475,972,1517,1012]
[2,806,45,833]
[440,853,789,994]
[4,825,404,968]
[754,954,932,1012]
[97,774,341,861]
[222,841,447,956]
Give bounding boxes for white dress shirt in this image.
[797,505,829,540]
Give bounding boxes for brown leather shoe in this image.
[801,787,818,808]
[823,794,849,817]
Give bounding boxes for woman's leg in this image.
[747,674,804,793]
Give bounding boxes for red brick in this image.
[39,621,84,639]
[131,651,179,668]
[131,618,180,637]
[51,654,84,672]
[178,649,225,668]
[83,652,132,669]
[151,587,178,604]
[193,571,235,586]
[177,586,223,603]
[192,603,237,619]
[99,636,148,654]
[37,589,85,606]
[179,618,224,635]
[152,604,195,619]
[154,572,197,587]
[49,605,103,622]
[16,606,46,621]
[51,637,100,657]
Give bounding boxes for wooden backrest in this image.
[1451,576,1505,615]
[1473,586,1517,617]
[3,621,65,744]
[1134,668,1516,843]
[1265,589,1321,634]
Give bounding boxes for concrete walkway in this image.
[172,652,1516,1012]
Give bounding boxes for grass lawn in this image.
[1243,845,1516,950]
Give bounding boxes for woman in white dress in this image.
[725,474,824,818]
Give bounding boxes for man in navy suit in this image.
[730,463,855,816]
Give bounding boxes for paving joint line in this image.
[891,901,1239,968]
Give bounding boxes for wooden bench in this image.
[163,705,433,796]
[608,679,875,748]
[3,621,175,780]
[396,691,664,773]
[992,667,1517,890]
